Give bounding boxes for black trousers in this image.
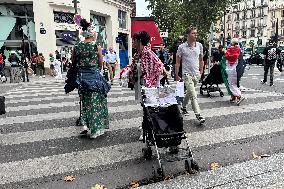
[263,62,275,84]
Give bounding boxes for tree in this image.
[146,0,244,47]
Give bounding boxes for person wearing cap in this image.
[220,38,245,105]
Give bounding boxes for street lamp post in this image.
[257,33,261,50]
[223,12,226,46]
[72,0,80,14]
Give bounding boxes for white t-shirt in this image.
[177,42,203,76]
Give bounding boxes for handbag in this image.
[78,68,111,95]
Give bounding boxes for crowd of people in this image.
[0,48,74,83]
[2,12,281,140]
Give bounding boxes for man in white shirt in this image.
[106,47,118,85]
[175,26,205,124]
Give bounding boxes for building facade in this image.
[0,0,133,67]
[214,0,284,49]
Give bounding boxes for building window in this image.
[54,11,74,24]
[91,15,108,49]
[0,4,37,54]
[282,10,284,17]
[242,31,247,38]
[281,19,284,26]
[251,29,255,37]
[118,10,127,29]
[271,11,275,18]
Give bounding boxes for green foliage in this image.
[146,0,244,47]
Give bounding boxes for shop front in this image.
[0,3,36,63]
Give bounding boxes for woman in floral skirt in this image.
[72,16,109,139]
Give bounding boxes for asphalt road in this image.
[0,66,284,189]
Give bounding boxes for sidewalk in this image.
[139,152,284,189]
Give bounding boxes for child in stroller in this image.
[141,87,199,178]
[200,63,224,97]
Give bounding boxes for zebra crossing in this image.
[0,79,284,189]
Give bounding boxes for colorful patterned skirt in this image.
[80,91,109,134]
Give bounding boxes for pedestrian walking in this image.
[129,31,165,140]
[8,53,20,67]
[212,45,225,64]
[105,47,118,85]
[156,43,169,65]
[129,31,165,99]
[175,26,205,124]
[220,38,244,105]
[31,53,38,76]
[72,15,110,139]
[0,52,4,77]
[37,53,45,78]
[49,53,55,76]
[171,36,183,81]
[261,41,281,86]
[199,40,209,81]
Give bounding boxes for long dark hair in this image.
[133,31,150,46]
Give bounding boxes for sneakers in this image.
[260,80,266,85]
[181,107,189,116]
[90,129,105,139]
[270,83,274,87]
[236,96,245,105]
[80,125,89,135]
[196,114,205,124]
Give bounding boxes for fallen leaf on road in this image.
[252,152,261,160]
[63,175,75,182]
[164,175,174,181]
[130,181,140,188]
[210,162,220,170]
[91,184,107,189]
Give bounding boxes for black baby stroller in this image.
[141,87,199,178]
[200,64,224,97]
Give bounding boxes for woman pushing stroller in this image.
[128,31,165,97]
[220,39,245,105]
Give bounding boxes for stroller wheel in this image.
[200,88,204,95]
[220,91,224,97]
[142,147,152,160]
[192,160,200,171]
[185,159,198,174]
[157,164,165,178]
[153,165,164,180]
[185,159,194,174]
[76,118,83,126]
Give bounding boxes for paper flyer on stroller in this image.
[142,86,178,107]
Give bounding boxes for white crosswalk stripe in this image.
[0,79,284,188]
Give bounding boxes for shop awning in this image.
[131,17,163,48]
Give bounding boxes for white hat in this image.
[231,38,239,45]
